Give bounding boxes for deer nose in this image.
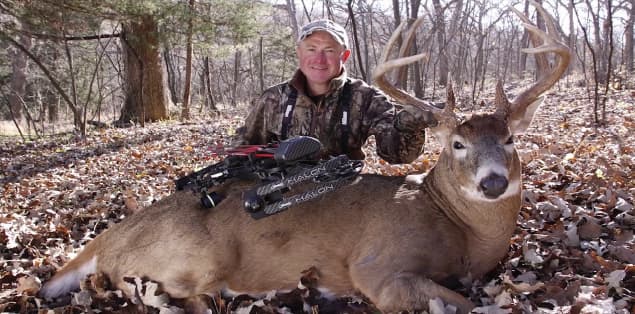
[479,173,509,198]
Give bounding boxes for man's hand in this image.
[395,105,438,131]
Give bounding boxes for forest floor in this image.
[0,83,633,313]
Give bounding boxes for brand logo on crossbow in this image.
[286,165,328,186]
[294,183,336,203]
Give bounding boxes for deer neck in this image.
[421,157,521,276]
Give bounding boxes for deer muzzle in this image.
[479,173,509,199]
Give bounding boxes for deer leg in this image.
[183,295,214,314]
[353,271,474,314]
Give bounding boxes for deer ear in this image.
[509,96,544,134]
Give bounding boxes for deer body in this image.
[41,2,569,312]
[41,116,522,313]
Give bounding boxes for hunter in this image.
[240,19,433,163]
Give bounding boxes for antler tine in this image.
[509,0,571,111]
[378,18,407,65]
[494,81,510,118]
[373,17,455,125]
[398,18,425,64]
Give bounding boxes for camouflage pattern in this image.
[241,69,430,164]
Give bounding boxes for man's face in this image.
[296,31,351,92]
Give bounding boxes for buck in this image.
[40,2,570,313]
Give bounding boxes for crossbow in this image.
[175,136,363,219]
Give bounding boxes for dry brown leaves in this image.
[0,86,634,313]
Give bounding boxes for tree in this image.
[181,0,195,121]
[118,15,169,125]
[432,0,449,86]
[348,0,367,80]
[6,28,30,120]
[624,0,634,72]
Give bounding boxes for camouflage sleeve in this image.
[366,91,428,164]
[240,88,281,145]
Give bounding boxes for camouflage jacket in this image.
[240,69,428,164]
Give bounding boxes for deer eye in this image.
[453,141,465,149]
[505,136,514,145]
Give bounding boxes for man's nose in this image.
[316,51,327,62]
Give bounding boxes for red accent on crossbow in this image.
[223,144,279,158]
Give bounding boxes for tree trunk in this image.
[164,47,179,105]
[625,0,634,72]
[472,32,486,102]
[118,15,169,125]
[7,31,32,120]
[565,0,576,73]
[532,0,550,80]
[231,49,242,107]
[391,0,406,88]
[181,0,195,121]
[408,0,424,97]
[286,0,299,41]
[360,7,371,82]
[43,42,60,123]
[347,0,367,80]
[585,0,607,84]
[259,37,264,93]
[432,0,448,86]
[519,0,530,75]
[203,56,217,113]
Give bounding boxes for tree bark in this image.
[565,0,576,73]
[259,37,264,93]
[625,0,634,72]
[432,0,448,86]
[181,0,195,121]
[519,0,530,74]
[360,7,371,82]
[585,0,607,84]
[347,0,367,80]
[409,0,424,97]
[164,47,179,105]
[203,56,217,113]
[42,42,60,122]
[392,0,406,88]
[7,31,32,120]
[286,0,299,41]
[118,15,169,125]
[231,49,242,107]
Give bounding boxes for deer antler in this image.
[372,18,458,129]
[373,1,569,130]
[508,0,571,113]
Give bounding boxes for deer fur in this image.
[41,2,569,312]
[40,109,536,313]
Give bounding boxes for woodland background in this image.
[0,0,633,313]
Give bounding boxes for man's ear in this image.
[342,49,351,62]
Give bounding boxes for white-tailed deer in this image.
[40,2,570,313]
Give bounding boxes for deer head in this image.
[373,0,570,202]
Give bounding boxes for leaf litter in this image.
[0,86,634,313]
